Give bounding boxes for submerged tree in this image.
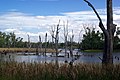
[39,35,42,54]
[84,0,116,64]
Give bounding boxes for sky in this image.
[0,0,120,42]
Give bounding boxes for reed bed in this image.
[0,48,55,53]
[0,61,120,80]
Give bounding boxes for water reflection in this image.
[0,51,120,64]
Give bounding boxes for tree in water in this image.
[27,34,31,48]
[69,30,74,58]
[51,20,60,57]
[51,20,60,67]
[44,33,47,57]
[84,0,116,64]
[39,35,42,54]
[63,21,68,60]
[50,25,55,56]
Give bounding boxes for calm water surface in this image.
[0,50,120,64]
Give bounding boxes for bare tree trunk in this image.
[84,0,116,64]
[55,38,58,56]
[70,30,74,58]
[102,0,116,64]
[45,33,47,57]
[63,21,68,59]
[65,36,67,57]
[51,36,54,54]
[50,25,55,56]
[39,35,42,55]
[51,20,60,66]
[55,23,60,57]
[27,34,31,49]
[54,21,60,68]
[44,33,47,63]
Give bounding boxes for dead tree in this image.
[39,35,42,54]
[63,21,69,58]
[44,33,47,57]
[52,20,60,57]
[36,35,42,55]
[84,0,116,64]
[50,25,55,55]
[51,20,60,66]
[69,30,74,58]
[52,20,60,68]
[27,34,31,49]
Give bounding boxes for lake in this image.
[0,49,120,64]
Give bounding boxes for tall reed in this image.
[0,61,120,80]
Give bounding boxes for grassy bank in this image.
[0,62,120,80]
[0,48,56,53]
[82,49,120,53]
[82,49,103,53]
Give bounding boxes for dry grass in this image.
[0,48,56,53]
[0,61,120,80]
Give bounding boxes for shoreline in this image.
[0,48,56,54]
[81,49,120,53]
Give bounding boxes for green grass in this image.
[82,49,103,53]
[0,61,120,80]
[82,49,120,53]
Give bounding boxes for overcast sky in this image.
[0,0,120,42]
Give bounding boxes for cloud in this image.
[0,7,120,42]
[0,11,68,42]
[62,7,120,31]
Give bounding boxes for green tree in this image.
[81,27,103,50]
[114,27,120,49]
[9,32,16,47]
[0,31,24,48]
[0,32,5,47]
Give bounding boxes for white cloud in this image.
[0,7,120,42]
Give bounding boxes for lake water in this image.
[0,50,120,64]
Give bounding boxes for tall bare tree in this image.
[63,21,69,58]
[27,34,31,48]
[44,33,47,57]
[51,20,60,66]
[39,35,42,54]
[52,20,60,57]
[84,0,116,64]
[69,30,74,58]
[50,25,55,55]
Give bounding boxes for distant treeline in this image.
[0,31,78,49]
[0,31,39,48]
[0,32,23,48]
[0,29,120,50]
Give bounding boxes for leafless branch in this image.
[84,0,108,36]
